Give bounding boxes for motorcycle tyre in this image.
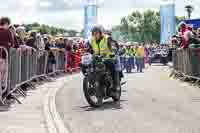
[83,77,103,107]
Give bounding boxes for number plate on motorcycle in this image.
[81,53,92,65]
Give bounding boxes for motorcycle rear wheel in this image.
[83,77,103,107]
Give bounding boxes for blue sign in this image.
[160,3,175,44]
[183,19,200,29]
[84,2,97,40]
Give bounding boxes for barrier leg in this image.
[10,93,22,104]
[192,79,200,86]
[17,87,27,97]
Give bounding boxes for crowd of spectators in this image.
[0,17,85,73]
[0,17,87,105]
[171,22,200,49]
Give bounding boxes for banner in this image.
[160,2,175,44]
[84,0,97,40]
[184,19,200,29]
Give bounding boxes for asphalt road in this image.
[56,66,200,133]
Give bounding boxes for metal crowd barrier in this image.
[173,48,200,79]
[0,47,66,104]
[0,47,8,103]
[55,51,65,72]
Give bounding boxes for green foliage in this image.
[24,23,79,36]
[112,10,161,43]
[112,10,184,43]
[67,30,78,37]
[175,16,185,25]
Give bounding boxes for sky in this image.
[0,0,199,31]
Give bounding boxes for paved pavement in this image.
[56,66,200,133]
[0,84,48,133]
[0,76,70,133]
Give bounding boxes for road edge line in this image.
[43,74,79,133]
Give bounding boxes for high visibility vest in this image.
[132,48,136,55]
[125,48,134,56]
[136,47,145,57]
[91,36,112,58]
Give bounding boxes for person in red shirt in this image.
[178,22,193,49]
[65,39,73,73]
[0,17,13,106]
[75,44,81,70]
[0,17,14,49]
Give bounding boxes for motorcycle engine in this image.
[95,63,106,72]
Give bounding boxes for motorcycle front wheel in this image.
[112,85,122,102]
[83,77,103,107]
[112,73,122,102]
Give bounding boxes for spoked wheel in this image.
[83,77,103,107]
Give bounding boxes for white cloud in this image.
[39,1,53,7]
[0,0,199,30]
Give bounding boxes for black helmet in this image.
[91,25,104,34]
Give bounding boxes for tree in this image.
[112,10,184,43]
[23,22,79,36]
[80,29,84,37]
[66,30,78,37]
[39,24,50,34]
[50,26,58,35]
[31,22,40,27]
[112,10,161,42]
[176,16,185,24]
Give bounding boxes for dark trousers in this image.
[136,57,143,72]
[130,57,135,69]
[103,59,119,87]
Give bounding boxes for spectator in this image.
[178,22,193,49]
[148,45,154,66]
[197,28,200,38]
[58,37,65,50]
[9,25,19,48]
[16,26,25,44]
[171,35,178,47]
[16,26,33,50]
[44,36,56,73]
[135,43,145,72]
[65,39,73,72]
[0,17,14,49]
[26,31,37,50]
[36,34,45,51]
[72,42,78,70]
[0,17,14,105]
[44,36,51,51]
[144,44,149,65]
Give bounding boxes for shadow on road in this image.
[150,64,166,66]
[124,71,135,74]
[0,105,10,112]
[78,99,127,112]
[122,90,127,92]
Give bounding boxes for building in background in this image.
[160,0,175,44]
[84,0,98,41]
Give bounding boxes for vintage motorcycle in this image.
[80,53,122,107]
